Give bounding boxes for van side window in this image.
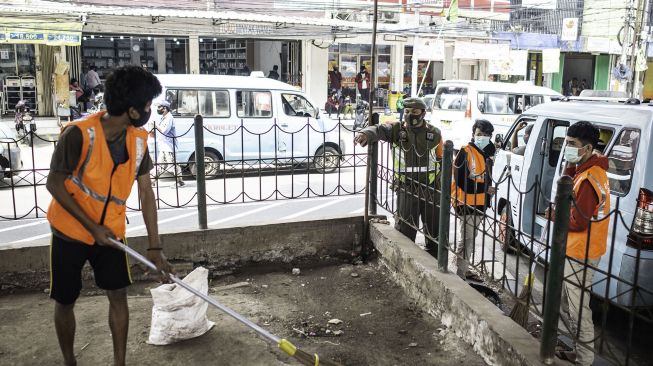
[434,87,467,111]
[177,90,199,115]
[504,118,535,154]
[607,129,640,196]
[198,90,230,117]
[237,91,272,118]
[281,93,316,118]
[478,93,516,115]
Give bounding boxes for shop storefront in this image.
[328,44,392,103]
[81,34,189,80]
[1,17,82,116]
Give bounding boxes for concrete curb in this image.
[370,222,554,366]
[0,216,364,274]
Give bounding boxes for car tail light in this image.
[464,100,472,119]
[627,188,653,250]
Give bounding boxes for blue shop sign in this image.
[48,33,81,43]
[9,32,45,41]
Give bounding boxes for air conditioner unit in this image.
[380,11,399,24]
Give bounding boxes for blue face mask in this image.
[474,136,491,150]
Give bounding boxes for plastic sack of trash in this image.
[147,266,215,345]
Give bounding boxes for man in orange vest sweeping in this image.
[451,119,496,279]
[46,66,173,366]
[547,121,610,365]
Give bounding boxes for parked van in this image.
[149,74,344,176]
[493,99,653,307]
[424,80,562,149]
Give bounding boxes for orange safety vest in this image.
[566,165,611,260]
[48,112,148,244]
[451,145,487,207]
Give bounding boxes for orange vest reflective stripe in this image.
[566,165,611,260]
[451,145,486,207]
[48,112,148,244]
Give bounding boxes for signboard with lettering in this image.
[454,41,510,60]
[0,18,82,46]
[561,18,579,41]
[415,38,445,61]
[542,48,560,73]
[488,50,527,76]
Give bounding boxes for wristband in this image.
[147,247,162,251]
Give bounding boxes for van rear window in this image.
[434,87,467,111]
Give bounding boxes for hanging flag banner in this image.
[0,17,82,46]
[453,41,510,60]
[415,38,445,61]
[561,18,579,41]
[542,48,561,73]
[488,50,528,76]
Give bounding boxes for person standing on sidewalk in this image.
[451,119,496,279]
[355,65,371,102]
[546,121,610,366]
[46,66,173,366]
[152,100,184,187]
[329,65,343,100]
[354,98,443,257]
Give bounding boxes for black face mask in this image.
[130,106,151,127]
[157,108,165,115]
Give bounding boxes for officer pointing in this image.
[354,98,443,257]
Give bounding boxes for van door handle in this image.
[514,165,520,172]
[281,123,288,128]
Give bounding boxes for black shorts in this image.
[49,234,132,305]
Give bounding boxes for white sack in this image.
[147,266,215,345]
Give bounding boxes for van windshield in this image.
[434,87,467,111]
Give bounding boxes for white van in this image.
[493,99,653,307]
[425,80,562,149]
[149,74,344,176]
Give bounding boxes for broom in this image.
[509,260,537,327]
[110,238,342,366]
[509,221,548,327]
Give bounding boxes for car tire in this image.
[313,146,340,174]
[189,150,222,180]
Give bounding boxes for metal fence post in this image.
[368,112,379,215]
[437,140,453,272]
[194,114,207,230]
[540,175,573,364]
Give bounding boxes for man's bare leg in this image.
[107,288,128,366]
[54,302,77,366]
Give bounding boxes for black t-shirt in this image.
[50,125,153,176]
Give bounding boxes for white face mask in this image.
[564,146,584,163]
[474,136,491,150]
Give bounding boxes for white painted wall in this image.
[253,41,283,75]
[302,40,328,108]
[188,36,200,74]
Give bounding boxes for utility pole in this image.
[629,0,647,97]
[632,0,650,98]
[411,1,420,97]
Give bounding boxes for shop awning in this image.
[0,17,82,46]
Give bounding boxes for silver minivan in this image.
[493,100,653,307]
[148,74,345,177]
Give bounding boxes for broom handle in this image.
[109,238,281,345]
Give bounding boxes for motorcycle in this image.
[87,92,105,113]
[353,100,369,130]
[14,100,35,146]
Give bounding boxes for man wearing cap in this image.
[152,101,184,187]
[354,98,443,257]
